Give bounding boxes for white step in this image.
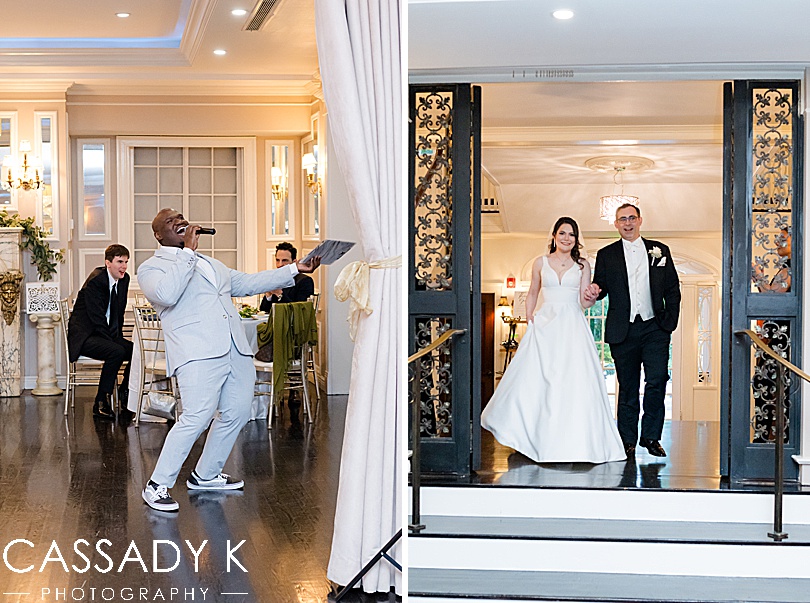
[408,486,810,601]
[414,485,810,524]
[409,569,810,602]
[410,533,810,577]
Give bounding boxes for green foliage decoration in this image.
[0,210,65,281]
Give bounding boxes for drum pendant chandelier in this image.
[585,156,654,222]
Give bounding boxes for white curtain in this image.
[314,0,402,595]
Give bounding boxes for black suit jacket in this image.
[68,268,130,362]
[592,238,681,344]
[259,273,315,313]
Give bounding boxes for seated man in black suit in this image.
[68,244,134,423]
[259,242,315,312]
[257,242,315,418]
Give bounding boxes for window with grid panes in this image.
[132,147,240,272]
[586,297,614,376]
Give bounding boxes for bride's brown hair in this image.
[549,216,584,268]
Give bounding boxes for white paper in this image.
[302,240,355,265]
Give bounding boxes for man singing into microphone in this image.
[138,208,320,511]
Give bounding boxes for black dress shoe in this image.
[639,438,667,457]
[623,443,636,457]
[92,399,115,420]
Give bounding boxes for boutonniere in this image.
[648,246,662,266]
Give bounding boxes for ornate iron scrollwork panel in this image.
[413,90,453,291]
[750,88,793,294]
[750,319,791,444]
[410,317,454,438]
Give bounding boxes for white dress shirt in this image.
[105,269,119,324]
[622,237,654,322]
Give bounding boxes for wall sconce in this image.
[2,141,43,192]
[498,296,512,317]
[505,274,516,289]
[270,166,287,201]
[302,150,322,196]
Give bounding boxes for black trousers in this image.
[80,335,133,402]
[609,318,671,446]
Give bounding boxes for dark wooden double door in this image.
[410,80,804,483]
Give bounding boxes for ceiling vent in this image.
[243,0,283,31]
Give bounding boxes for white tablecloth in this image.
[127,316,268,418]
[241,316,265,353]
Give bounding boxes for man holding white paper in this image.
[259,242,316,312]
[301,239,355,265]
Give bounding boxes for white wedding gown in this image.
[481,256,626,464]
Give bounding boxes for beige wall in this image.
[67,95,313,137]
[0,92,353,392]
[1,96,71,388]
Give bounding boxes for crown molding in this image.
[483,124,723,146]
[305,70,324,101]
[0,0,209,68]
[0,48,189,68]
[409,62,808,84]
[180,0,217,65]
[58,76,315,97]
[0,79,74,95]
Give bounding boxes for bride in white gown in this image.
[481,217,626,464]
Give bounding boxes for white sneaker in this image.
[142,481,179,511]
[187,471,244,490]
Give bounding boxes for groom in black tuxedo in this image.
[585,204,681,458]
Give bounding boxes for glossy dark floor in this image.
[433,420,728,489]
[473,420,723,489]
[0,390,399,603]
[418,421,810,492]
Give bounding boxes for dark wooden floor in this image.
[472,420,723,489]
[0,389,399,603]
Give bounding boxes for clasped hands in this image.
[583,282,601,303]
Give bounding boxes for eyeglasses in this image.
[617,215,638,224]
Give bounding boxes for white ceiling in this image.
[480,81,724,235]
[0,0,319,95]
[409,0,810,79]
[407,1,790,237]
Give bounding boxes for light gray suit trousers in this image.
[138,247,295,487]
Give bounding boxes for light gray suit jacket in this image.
[137,247,295,375]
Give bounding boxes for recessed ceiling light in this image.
[116,12,130,18]
[213,49,227,56]
[552,9,574,19]
[231,8,247,16]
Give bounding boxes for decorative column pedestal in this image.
[0,227,24,397]
[26,282,63,396]
[28,313,62,396]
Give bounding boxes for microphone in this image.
[178,225,216,235]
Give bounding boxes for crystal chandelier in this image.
[599,167,639,222]
[585,156,653,222]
